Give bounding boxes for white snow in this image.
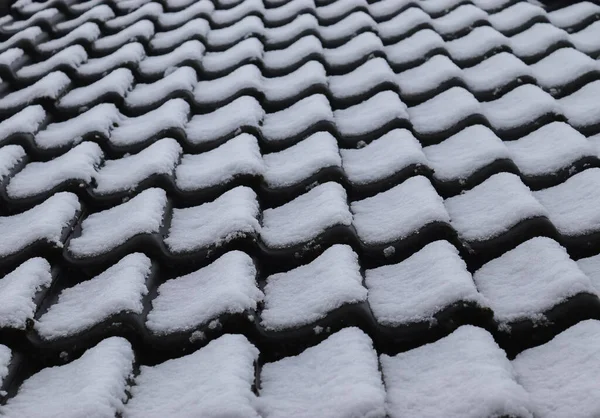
[446,26,509,62]
[548,2,600,28]
[105,2,162,31]
[367,0,414,20]
[433,4,488,35]
[35,103,120,150]
[110,99,189,147]
[157,0,214,29]
[329,57,395,100]
[37,23,100,54]
[125,66,197,108]
[207,15,263,49]
[488,2,547,33]
[0,337,134,418]
[194,64,261,105]
[165,186,260,252]
[68,188,166,257]
[377,7,430,41]
[263,61,327,104]
[533,168,600,236]
[258,327,385,418]
[513,319,600,418]
[423,125,509,182]
[264,14,318,46]
[0,344,10,386]
[462,52,532,93]
[395,54,462,97]
[577,254,600,297]
[408,87,481,135]
[185,96,263,145]
[0,26,43,54]
[334,90,408,137]
[474,237,593,323]
[316,0,368,21]
[341,128,427,185]
[124,334,259,418]
[367,240,484,325]
[262,35,323,72]
[58,68,133,109]
[530,48,598,91]
[262,94,333,143]
[351,176,450,245]
[54,5,114,33]
[35,253,151,339]
[95,138,182,194]
[419,0,465,15]
[0,105,46,141]
[319,11,376,43]
[380,325,532,418]
[175,133,264,190]
[138,39,203,77]
[324,32,383,69]
[509,23,569,59]
[261,182,352,248]
[1,8,58,32]
[263,0,316,25]
[263,131,341,188]
[93,20,154,53]
[261,245,367,330]
[0,48,23,67]
[559,80,600,128]
[7,141,102,199]
[146,251,262,333]
[149,18,210,51]
[0,71,70,111]
[16,45,87,80]
[506,122,595,177]
[212,0,263,26]
[202,37,263,74]
[77,43,145,77]
[0,144,25,178]
[0,258,52,329]
[568,20,600,55]
[445,173,547,242]
[0,192,79,257]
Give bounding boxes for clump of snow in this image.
[93,20,154,53]
[16,45,87,80]
[0,105,45,142]
[559,80,600,129]
[385,29,444,67]
[263,35,322,71]
[38,23,100,54]
[396,54,462,97]
[576,254,600,297]
[202,37,263,75]
[263,61,326,104]
[194,64,261,105]
[150,18,209,51]
[509,23,568,59]
[462,52,532,93]
[125,66,196,109]
[0,71,70,111]
[329,57,394,100]
[157,0,214,29]
[324,32,383,69]
[77,43,145,77]
[0,144,25,178]
[446,26,509,62]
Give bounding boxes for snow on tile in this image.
[149,18,210,51]
[12,0,60,15]
[341,128,427,185]
[462,52,532,93]
[164,0,196,8]
[419,0,465,15]
[423,125,508,182]
[263,14,319,47]
[0,26,43,54]
[570,20,600,55]
[263,0,316,25]
[513,320,600,418]
[395,54,462,98]
[261,244,366,330]
[146,251,262,334]
[211,0,264,26]
[258,327,385,418]
[445,172,547,242]
[0,145,25,179]
[35,103,120,150]
[105,2,162,31]
[509,23,569,59]
[531,48,598,92]
[7,142,102,199]
[0,47,23,68]
[35,253,151,340]
[68,188,166,258]
[381,325,532,418]
[316,0,368,22]
[0,105,46,141]
[352,175,449,245]
[16,45,87,80]
[70,0,105,13]
[334,90,408,138]
[324,31,382,69]
[533,168,600,236]
[124,334,259,418]
[432,4,489,36]
[376,7,430,42]
[506,122,595,177]
[263,60,327,104]
[262,35,323,72]
[559,80,600,128]
[0,258,52,329]
[37,22,100,54]
[165,186,260,253]
[262,182,351,248]
[367,0,414,20]
[446,26,509,63]
[0,71,70,112]
[262,94,332,144]
[0,337,134,418]
[157,0,214,29]
[474,237,592,323]
[95,138,182,194]
[93,20,154,54]
[54,4,114,34]
[138,39,204,77]
[185,96,263,145]
[114,0,152,12]
[0,344,10,387]
[194,64,261,106]
[1,8,58,32]
[110,99,189,147]
[329,57,394,101]
[202,37,263,75]
[319,11,376,44]
[57,68,133,110]
[488,1,547,34]
[77,43,146,78]
[367,240,484,325]
[408,87,481,136]
[482,84,559,131]
[207,15,264,49]
[577,254,600,297]
[0,192,79,257]
[125,66,196,109]
[548,1,600,29]
[471,0,513,11]
[176,133,263,191]
[263,131,340,188]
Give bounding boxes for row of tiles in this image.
[1,322,599,417]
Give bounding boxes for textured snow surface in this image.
[381,326,532,418]
[0,337,134,418]
[36,253,151,339]
[146,251,262,334]
[0,344,10,387]
[0,144,25,178]
[261,245,367,330]
[0,105,45,141]
[258,327,386,418]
